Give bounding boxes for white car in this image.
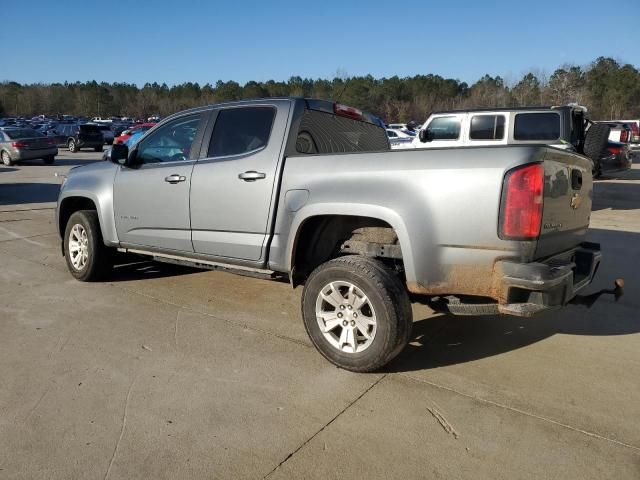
[386,128,414,149]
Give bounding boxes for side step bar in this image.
[117,248,279,280]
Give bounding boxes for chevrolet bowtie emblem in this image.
[570,193,582,210]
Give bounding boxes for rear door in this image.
[113,112,206,252]
[189,101,290,262]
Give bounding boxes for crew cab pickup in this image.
[57,98,603,372]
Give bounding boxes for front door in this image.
[114,112,206,252]
[189,103,289,262]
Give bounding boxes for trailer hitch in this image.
[570,278,624,308]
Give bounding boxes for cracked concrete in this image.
[1,150,639,479]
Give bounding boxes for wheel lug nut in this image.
[348,305,353,310]
[353,313,358,318]
[350,320,355,326]
[337,312,343,318]
[340,305,345,310]
[342,320,348,326]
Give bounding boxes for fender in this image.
[284,202,418,283]
[57,162,119,246]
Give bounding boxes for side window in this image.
[136,113,203,164]
[207,107,275,157]
[387,130,398,138]
[514,113,561,140]
[470,115,506,140]
[426,117,460,140]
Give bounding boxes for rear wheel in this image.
[68,139,79,153]
[301,255,412,372]
[64,210,113,281]
[94,145,103,152]
[43,155,55,165]
[1,150,14,166]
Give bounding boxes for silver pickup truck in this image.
[56,98,603,372]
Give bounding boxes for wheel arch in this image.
[286,205,415,286]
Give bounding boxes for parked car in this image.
[597,140,633,176]
[92,123,115,144]
[113,123,156,144]
[57,98,608,372]
[595,121,633,144]
[54,123,104,152]
[0,127,57,165]
[386,128,414,149]
[615,119,640,143]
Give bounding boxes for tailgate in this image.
[534,148,592,259]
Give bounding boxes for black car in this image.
[54,124,104,152]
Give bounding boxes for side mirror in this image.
[419,129,431,143]
[110,144,129,165]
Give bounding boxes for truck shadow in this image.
[386,298,637,373]
[0,183,60,205]
[110,259,199,282]
[387,226,640,373]
[592,182,640,211]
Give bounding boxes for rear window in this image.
[79,124,100,134]
[208,107,276,157]
[470,115,505,140]
[296,110,389,154]
[425,117,460,140]
[514,113,560,140]
[4,129,40,139]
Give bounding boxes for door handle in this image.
[164,174,186,184]
[238,171,266,182]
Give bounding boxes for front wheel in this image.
[68,139,79,153]
[64,210,113,281]
[301,256,413,372]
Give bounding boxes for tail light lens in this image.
[608,146,621,155]
[499,163,544,240]
[11,141,28,148]
[620,130,628,142]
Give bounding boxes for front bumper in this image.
[497,242,601,316]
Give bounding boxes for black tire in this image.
[94,145,103,152]
[301,255,413,372]
[584,124,610,175]
[63,210,113,281]
[43,155,55,165]
[68,139,79,153]
[1,150,14,166]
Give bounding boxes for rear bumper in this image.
[497,242,601,316]
[12,147,58,160]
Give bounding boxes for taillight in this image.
[11,141,28,148]
[499,163,544,240]
[620,130,628,142]
[334,103,363,120]
[608,146,621,155]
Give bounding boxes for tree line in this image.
[1,57,638,122]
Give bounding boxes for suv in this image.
[409,105,626,177]
[55,124,104,152]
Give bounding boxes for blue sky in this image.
[2,0,639,86]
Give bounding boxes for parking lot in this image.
[1,150,639,479]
